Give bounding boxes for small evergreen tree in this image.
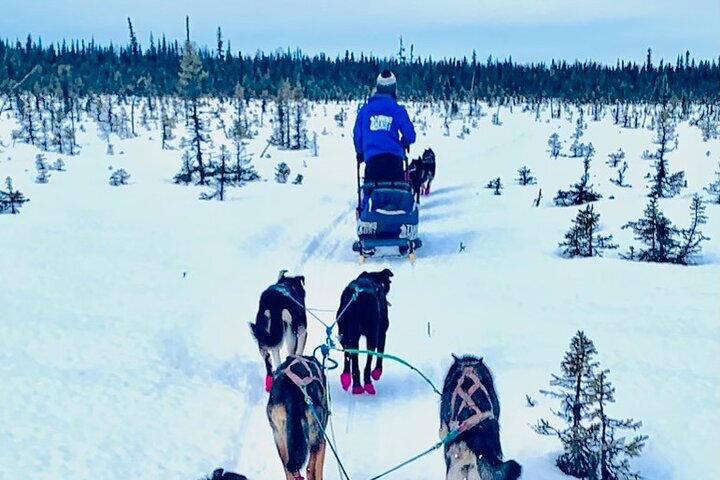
[486,177,502,195]
[0,177,29,214]
[52,158,66,171]
[292,174,304,185]
[178,40,210,184]
[646,109,685,198]
[109,168,131,186]
[35,153,51,183]
[200,149,229,201]
[534,331,599,478]
[610,162,631,188]
[161,105,176,150]
[586,370,648,480]
[674,194,709,265]
[703,162,720,204]
[554,147,602,206]
[621,196,679,263]
[275,162,291,183]
[516,166,537,185]
[606,148,625,168]
[173,150,194,185]
[569,113,587,158]
[559,205,618,258]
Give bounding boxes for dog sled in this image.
[353,178,422,263]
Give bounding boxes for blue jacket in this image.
[353,94,416,161]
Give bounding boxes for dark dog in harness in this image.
[408,148,436,203]
[250,270,308,392]
[336,268,393,395]
[440,355,521,480]
[267,355,328,480]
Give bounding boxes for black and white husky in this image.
[250,270,308,392]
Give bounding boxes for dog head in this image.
[422,148,436,164]
[277,270,305,290]
[359,268,393,295]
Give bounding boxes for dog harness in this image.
[282,356,325,480]
[449,365,496,433]
[283,356,324,391]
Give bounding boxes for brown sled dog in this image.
[267,355,328,480]
[440,355,521,480]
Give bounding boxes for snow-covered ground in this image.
[1,99,718,480]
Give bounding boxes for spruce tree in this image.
[0,177,29,214]
[486,177,502,195]
[516,166,537,185]
[559,204,618,258]
[586,370,648,480]
[554,146,602,206]
[35,153,51,183]
[178,40,210,184]
[704,162,720,204]
[647,109,685,198]
[534,331,599,478]
[275,162,291,183]
[621,196,679,263]
[109,168,131,186]
[674,194,709,265]
[606,148,625,168]
[610,162,631,188]
[548,132,562,159]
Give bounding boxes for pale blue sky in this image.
[1,0,718,64]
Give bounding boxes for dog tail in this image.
[284,384,310,473]
[250,304,285,348]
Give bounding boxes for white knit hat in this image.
[376,69,397,87]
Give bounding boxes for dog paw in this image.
[340,372,351,391]
[265,374,273,392]
[370,368,383,381]
[364,383,376,395]
[352,384,365,395]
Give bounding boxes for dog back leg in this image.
[268,404,295,480]
[307,440,326,480]
[270,346,282,374]
[281,309,299,359]
[371,333,386,381]
[362,336,378,394]
[295,325,308,356]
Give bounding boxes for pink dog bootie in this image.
[352,384,365,395]
[340,372,351,391]
[370,368,383,381]
[364,383,376,395]
[265,374,273,392]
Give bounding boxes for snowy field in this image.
[1,99,718,480]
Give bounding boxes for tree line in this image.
[1,27,719,103]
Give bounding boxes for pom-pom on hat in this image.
[376,69,397,87]
[376,69,397,96]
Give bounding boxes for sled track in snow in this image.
[295,203,357,269]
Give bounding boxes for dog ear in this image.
[382,268,394,278]
[278,269,288,281]
[297,275,305,286]
[451,353,460,362]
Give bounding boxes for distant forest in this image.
[1,23,719,103]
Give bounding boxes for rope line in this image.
[366,427,464,480]
[336,347,442,396]
[300,385,352,480]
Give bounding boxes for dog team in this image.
[245,268,522,480]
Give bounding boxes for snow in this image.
[1,99,718,480]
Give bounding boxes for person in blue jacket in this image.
[353,69,416,184]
